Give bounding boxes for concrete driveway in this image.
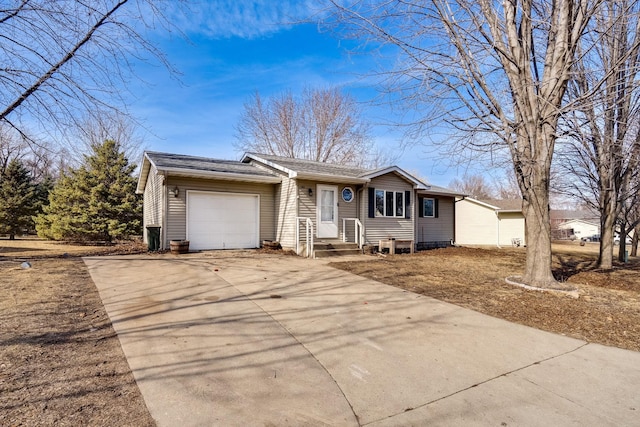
[84,252,640,426]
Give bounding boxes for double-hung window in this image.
[423,198,435,217]
[375,189,404,217]
[418,197,438,218]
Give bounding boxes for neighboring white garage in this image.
[455,198,525,247]
[187,191,260,250]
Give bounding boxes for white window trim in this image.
[423,197,435,218]
[375,189,405,218]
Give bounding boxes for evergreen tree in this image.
[35,140,141,242]
[0,159,38,239]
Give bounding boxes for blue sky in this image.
[128,2,471,187]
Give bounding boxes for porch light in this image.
[172,186,179,198]
[308,188,313,197]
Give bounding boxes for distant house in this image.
[550,209,600,240]
[136,151,464,256]
[556,219,600,241]
[455,198,525,247]
[550,209,599,228]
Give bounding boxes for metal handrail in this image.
[296,217,314,257]
[342,217,364,249]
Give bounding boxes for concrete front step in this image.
[304,240,362,258]
[314,242,359,251]
[313,248,363,258]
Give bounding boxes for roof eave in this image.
[135,153,155,194]
[458,197,500,210]
[417,189,466,197]
[361,166,424,187]
[160,167,282,183]
[242,153,297,177]
[296,172,370,184]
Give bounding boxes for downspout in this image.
[452,196,468,246]
[495,210,501,248]
[162,173,168,250]
[358,185,366,245]
[452,197,456,246]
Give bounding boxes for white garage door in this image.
[187,191,259,250]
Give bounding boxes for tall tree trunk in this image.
[598,189,616,269]
[522,192,556,286]
[618,221,629,262]
[631,224,640,257]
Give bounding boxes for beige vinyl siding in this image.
[455,199,498,245]
[142,165,164,244]
[297,180,359,241]
[498,212,526,246]
[362,174,414,245]
[275,176,298,249]
[164,177,275,249]
[247,161,299,248]
[415,196,455,243]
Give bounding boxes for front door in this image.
[317,185,338,238]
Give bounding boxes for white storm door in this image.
[317,185,338,238]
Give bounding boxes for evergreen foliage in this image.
[0,159,39,239]
[35,140,141,242]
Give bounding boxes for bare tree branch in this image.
[234,87,378,167]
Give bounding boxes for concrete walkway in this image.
[84,252,640,426]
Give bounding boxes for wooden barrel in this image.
[170,240,190,254]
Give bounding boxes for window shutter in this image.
[405,191,411,218]
[435,198,439,218]
[418,196,424,217]
[368,187,375,218]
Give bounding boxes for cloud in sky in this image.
[171,0,319,39]
[122,1,465,185]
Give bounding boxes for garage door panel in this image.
[187,192,259,250]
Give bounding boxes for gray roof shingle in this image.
[244,152,371,178]
[480,199,523,211]
[146,151,276,178]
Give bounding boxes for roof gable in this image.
[136,151,280,193]
[360,166,425,188]
[242,152,371,182]
[479,199,523,212]
[558,218,599,227]
[461,197,523,212]
[243,152,437,188]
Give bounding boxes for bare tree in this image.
[68,111,147,166]
[0,126,27,176]
[495,172,523,200]
[555,0,640,268]
[235,87,376,166]
[0,125,64,183]
[0,0,177,140]
[324,0,595,288]
[449,174,495,199]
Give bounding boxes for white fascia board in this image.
[561,219,599,227]
[296,172,370,184]
[135,152,157,194]
[418,188,467,197]
[159,167,282,183]
[361,166,423,187]
[460,197,500,211]
[242,153,296,177]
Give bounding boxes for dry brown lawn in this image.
[0,237,154,427]
[331,241,640,352]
